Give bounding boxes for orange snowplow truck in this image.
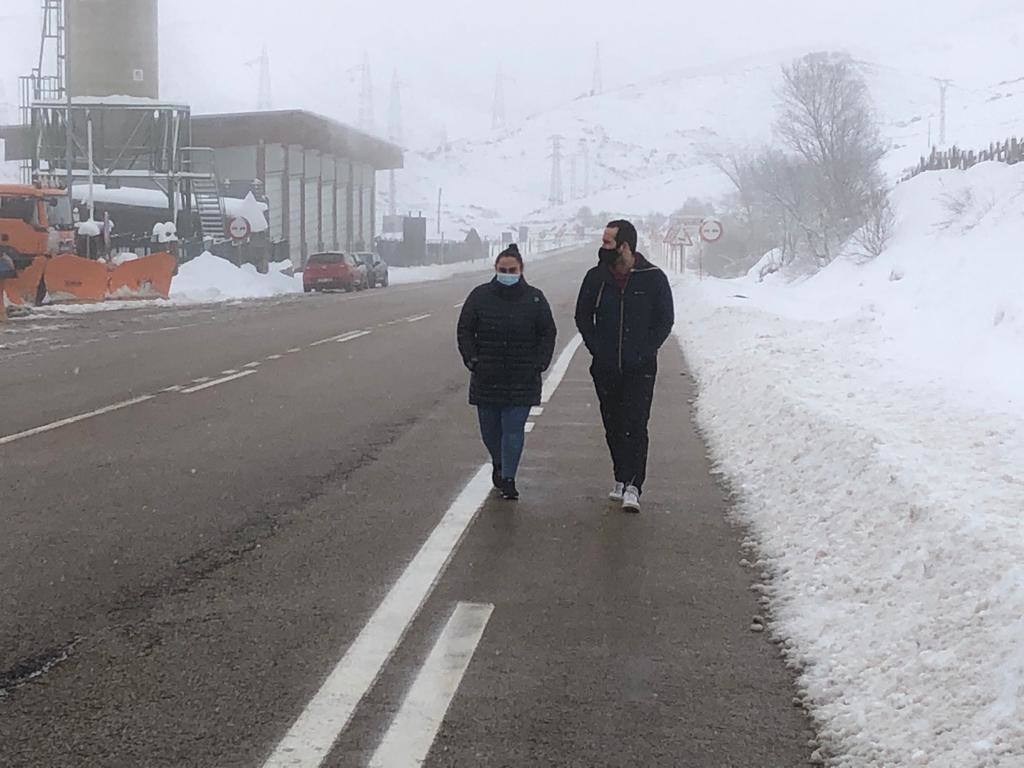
[0,184,75,305]
[0,184,175,306]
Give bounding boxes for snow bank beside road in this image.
[169,253,301,303]
[673,162,1024,766]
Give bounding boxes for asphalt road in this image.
[0,247,812,767]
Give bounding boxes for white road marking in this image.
[266,354,283,361]
[180,370,257,394]
[453,302,464,309]
[406,314,432,323]
[0,395,154,447]
[161,385,184,393]
[530,406,544,417]
[262,339,582,767]
[220,369,239,375]
[244,362,262,369]
[336,330,372,344]
[541,334,583,404]
[191,377,212,384]
[524,422,535,434]
[260,465,493,768]
[286,347,302,354]
[368,602,494,768]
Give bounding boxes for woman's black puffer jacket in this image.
[457,277,557,407]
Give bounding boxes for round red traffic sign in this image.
[228,216,251,242]
[699,218,724,243]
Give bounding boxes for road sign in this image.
[700,218,724,243]
[228,216,251,242]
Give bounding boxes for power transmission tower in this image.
[592,43,603,95]
[246,45,272,110]
[387,69,403,216]
[359,53,375,134]
[579,139,590,197]
[934,78,952,147]
[492,64,506,130]
[549,136,564,206]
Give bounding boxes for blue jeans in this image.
[477,405,532,480]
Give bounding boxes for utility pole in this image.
[569,154,578,201]
[549,136,564,206]
[492,64,506,130]
[934,78,952,147]
[437,187,442,235]
[592,43,603,96]
[359,52,374,134]
[579,138,590,197]
[387,69,403,217]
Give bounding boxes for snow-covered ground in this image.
[671,161,1024,765]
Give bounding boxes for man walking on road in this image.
[575,219,674,513]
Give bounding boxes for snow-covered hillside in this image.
[671,160,1024,766]
[391,9,1024,237]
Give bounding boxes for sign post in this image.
[698,218,724,281]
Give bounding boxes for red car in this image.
[303,252,368,293]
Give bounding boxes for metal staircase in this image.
[181,148,226,241]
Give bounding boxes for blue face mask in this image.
[496,272,521,286]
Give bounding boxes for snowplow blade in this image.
[3,257,47,306]
[108,252,176,300]
[44,255,108,303]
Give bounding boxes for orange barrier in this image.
[44,255,108,303]
[107,252,176,300]
[3,257,47,306]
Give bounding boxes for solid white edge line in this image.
[260,465,494,768]
[541,334,583,404]
[368,602,494,768]
[180,370,257,394]
[260,336,582,768]
[0,395,154,446]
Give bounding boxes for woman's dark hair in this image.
[496,243,524,267]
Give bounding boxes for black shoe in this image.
[500,478,519,501]
[492,465,503,490]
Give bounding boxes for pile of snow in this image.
[169,252,302,303]
[389,241,585,286]
[671,161,1024,765]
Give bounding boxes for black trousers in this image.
[591,362,657,493]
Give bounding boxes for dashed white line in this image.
[406,314,432,323]
[266,354,283,361]
[368,602,494,768]
[453,302,464,309]
[180,370,257,394]
[286,347,302,354]
[220,369,239,376]
[530,406,544,417]
[0,395,154,447]
[260,335,584,768]
[161,385,184,393]
[336,330,372,344]
[244,362,262,369]
[260,465,493,768]
[524,422,536,434]
[191,377,212,384]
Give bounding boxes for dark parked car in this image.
[303,252,368,293]
[357,252,389,288]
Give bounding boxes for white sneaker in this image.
[622,485,641,513]
[609,482,625,502]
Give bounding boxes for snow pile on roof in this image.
[671,161,1024,765]
[169,252,301,303]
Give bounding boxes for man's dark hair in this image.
[606,219,638,253]
[496,243,524,266]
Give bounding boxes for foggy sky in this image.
[1,0,1018,148]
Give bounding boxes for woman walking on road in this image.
[457,244,557,500]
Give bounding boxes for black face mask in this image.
[598,247,620,266]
